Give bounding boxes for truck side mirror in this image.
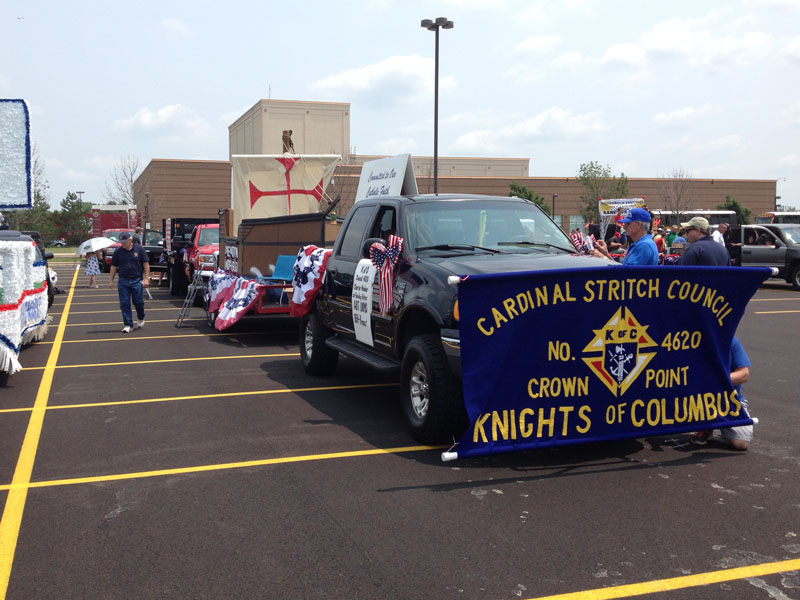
[362,237,387,258]
[44,251,54,260]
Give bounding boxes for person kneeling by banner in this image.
[692,336,752,450]
[108,231,150,333]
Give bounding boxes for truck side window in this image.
[371,207,397,241]
[338,207,374,258]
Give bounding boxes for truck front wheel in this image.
[300,311,338,375]
[401,334,466,444]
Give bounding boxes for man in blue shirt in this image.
[108,231,150,333]
[693,336,752,450]
[592,207,659,265]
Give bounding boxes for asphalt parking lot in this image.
[1,263,799,599]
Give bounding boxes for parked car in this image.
[50,238,66,247]
[728,223,800,289]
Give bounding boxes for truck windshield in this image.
[780,226,800,244]
[403,200,572,253]
[198,228,219,246]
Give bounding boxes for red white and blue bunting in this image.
[290,245,332,317]
[0,240,50,375]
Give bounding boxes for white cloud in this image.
[63,168,98,181]
[448,106,606,154]
[778,154,800,165]
[514,34,563,53]
[369,137,419,155]
[161,18,190,36]
[553,51,583,67]
[503,64,545,84]
[601,42,647,67]
[311,55,457,106]
[443,0,508,7]
[743,0,800,8]
[783,100,800,126]
[113,104,212,142]
[653,103,713,126]
[85,155,117,170]
[782,36,800,63]
[639,16,773,66]
[693,134,743,153]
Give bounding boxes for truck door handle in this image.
[329,269,338,277]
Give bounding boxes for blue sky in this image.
[2,0,799,209]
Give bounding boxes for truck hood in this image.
[195,244,219,254]
[427,251,619,276]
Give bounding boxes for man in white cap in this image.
[678,216,730,266]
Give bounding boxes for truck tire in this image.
[300,311,338,375]
[168,264,183,296]
[401,334,467,444]
[790,264,800,290]
[203,293,217,328]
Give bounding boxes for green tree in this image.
[53,192,91,244]
[576,161,628,221]
[716,194,751,225]
[509,182,550,215]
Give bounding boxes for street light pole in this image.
[421,17,454,195]
[552,193,558,218]
[145,192,151,228]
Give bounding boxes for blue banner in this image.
[455,266,769,459]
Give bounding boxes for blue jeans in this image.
[118,276,145,327]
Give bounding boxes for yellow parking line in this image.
[49,307,179,315]
[22,352,299,370]
[524,558,800,600]
[69,299,175,305]
[0,265,79,599]
[0,383,397,414]
[0,445,443,491]
[65,318,205,326]
[754,310,800,314]
[33,331,268,345]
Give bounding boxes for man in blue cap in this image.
[591,207,659,265]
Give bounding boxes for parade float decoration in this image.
[0,237,50,376]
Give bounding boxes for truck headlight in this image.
[200,254,215,269]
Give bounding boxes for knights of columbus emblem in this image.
[582,306,657,397]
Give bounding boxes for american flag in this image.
[370,234,404,316]
[570,232,596,254]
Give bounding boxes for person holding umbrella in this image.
[108,231,150,333]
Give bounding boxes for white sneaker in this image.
[136,319,145,329]
[121,325,132,333]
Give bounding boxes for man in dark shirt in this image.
[108,231,150,333]
[678,217,731,266]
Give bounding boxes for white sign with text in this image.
[354,154,418,202]
[352,259,376,346]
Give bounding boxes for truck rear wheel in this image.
[401,334,466,444]
[790,264,800,290]
[300,311,338,376]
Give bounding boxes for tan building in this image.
[132,159,230,229]
[229,99,351,157]
[134,99,778,231]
